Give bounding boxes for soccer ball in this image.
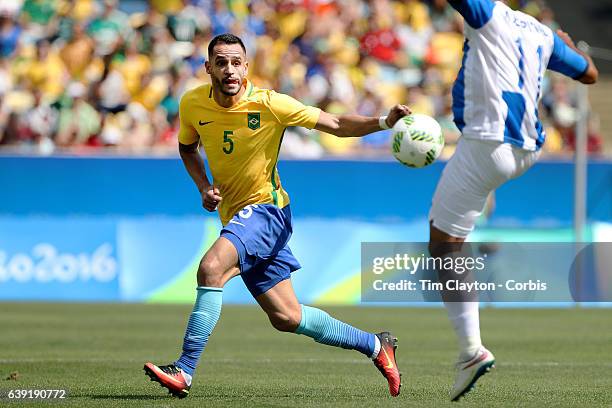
[391,114,444,168]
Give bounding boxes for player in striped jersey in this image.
[428,0,598,401]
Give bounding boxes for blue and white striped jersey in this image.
[449,0,588,150]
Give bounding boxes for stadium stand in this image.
[0,0,605,156]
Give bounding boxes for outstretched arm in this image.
[314,104,412,138]
[552,30,598,85]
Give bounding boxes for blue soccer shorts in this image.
[220,204,301,297]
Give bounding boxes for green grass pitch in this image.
[1,303,611,407]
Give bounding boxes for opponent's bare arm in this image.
[179,142,222,212]
[313,104,412,138]
[555,30,598,85]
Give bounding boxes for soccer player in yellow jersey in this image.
[144,34,411,399]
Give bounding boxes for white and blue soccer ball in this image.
[391,114,444,168]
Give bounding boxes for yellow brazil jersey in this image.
[178,80,321,226]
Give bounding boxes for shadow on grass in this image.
[87,394,174,400]
[85,391,317,400]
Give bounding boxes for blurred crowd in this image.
[0,0,603,157]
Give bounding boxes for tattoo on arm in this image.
[179,141,199,153]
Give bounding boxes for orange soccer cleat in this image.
[372,332,402,397]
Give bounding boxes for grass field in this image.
[1,303,611,407]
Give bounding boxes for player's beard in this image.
[216,76,243,96]
[221,87,240,96]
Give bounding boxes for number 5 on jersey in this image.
[223,130,234,154]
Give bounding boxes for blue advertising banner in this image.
[0,216,610,303]
[0,157,610,303]
[1,157,611,225]
[0,217,119,301]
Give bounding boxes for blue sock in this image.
[294,305,376,357]
[175,286,223,376]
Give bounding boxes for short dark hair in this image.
[208,33,246,59]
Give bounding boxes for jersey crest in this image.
[248,112,261,130]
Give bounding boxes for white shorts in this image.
[429,138,541,238]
